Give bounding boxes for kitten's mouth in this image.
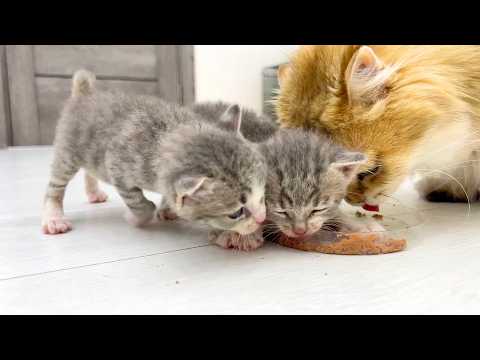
[282,230,312,240]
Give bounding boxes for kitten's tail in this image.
[71,69,96,98]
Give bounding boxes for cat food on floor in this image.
[277,232,406,255]
[355,211,366,218]
[372,214,384,220]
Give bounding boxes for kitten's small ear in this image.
[277,64,291,88]
[220,104,243,138]
[175,176,208,208]
[346,46,389,105]
[330,152,367,180]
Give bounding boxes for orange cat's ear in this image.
[278,64,291,88]
[346,46,389,105]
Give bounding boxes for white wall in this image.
[194,45,299,113]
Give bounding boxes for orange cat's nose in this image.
[346,192,366,206]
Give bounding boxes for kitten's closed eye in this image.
[275,210,290,218]
[310,208,328,217]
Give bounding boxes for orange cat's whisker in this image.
[415,168,472,216]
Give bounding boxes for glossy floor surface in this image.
[1,147,479,314]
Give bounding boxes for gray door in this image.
[0,45,195,147]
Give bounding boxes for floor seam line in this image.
[0,244,212,283]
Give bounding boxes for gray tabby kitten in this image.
[189,102,278,250]
[260,129,385,242]
[42,70,267,240]
[190,101,278,143]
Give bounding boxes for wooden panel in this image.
[178,45,195,105]
[34,45,157,80]
[36,78,159,145]
[6,45,40,146]
[0,45,11,148]
[156,45,181,104]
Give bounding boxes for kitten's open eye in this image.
[310,208,328,217]
[228,207,244,220]
[357,165,381,181]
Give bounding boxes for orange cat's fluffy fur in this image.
[277,45,480,206]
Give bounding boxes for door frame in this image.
[0,45,11,148]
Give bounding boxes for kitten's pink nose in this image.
[293,227,307,236]
[254,214,266,225]
[249,208,266,224]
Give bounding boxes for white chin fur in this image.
[246,181,266,218]
[234,221,261,235]
[409,115,480,199]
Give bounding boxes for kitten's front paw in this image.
[87,190,108,204]
[157,207,179,222]
[124,210,155,227]
[42,217,73,235]
[209,230,264,252]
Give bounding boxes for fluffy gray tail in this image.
[72,69,96,97]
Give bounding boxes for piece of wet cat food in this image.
[355,211,367,218]
[363,204,380,212]
[372,214,384,221]
[276,232,406,255]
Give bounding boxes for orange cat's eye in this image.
[357,165,381,181]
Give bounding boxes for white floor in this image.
[1,147,480,315]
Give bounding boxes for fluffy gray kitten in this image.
[189,102,279,250]
[42,70,267,241]
[260,129,385,242]
[190,101,278,143]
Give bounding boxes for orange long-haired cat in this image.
[277,45,480,208]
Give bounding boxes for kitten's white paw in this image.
[157,207,179,222]
[42,217,73,235]
[124,210,154,228]
[87,190,108,204]
[209,230,264,252]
